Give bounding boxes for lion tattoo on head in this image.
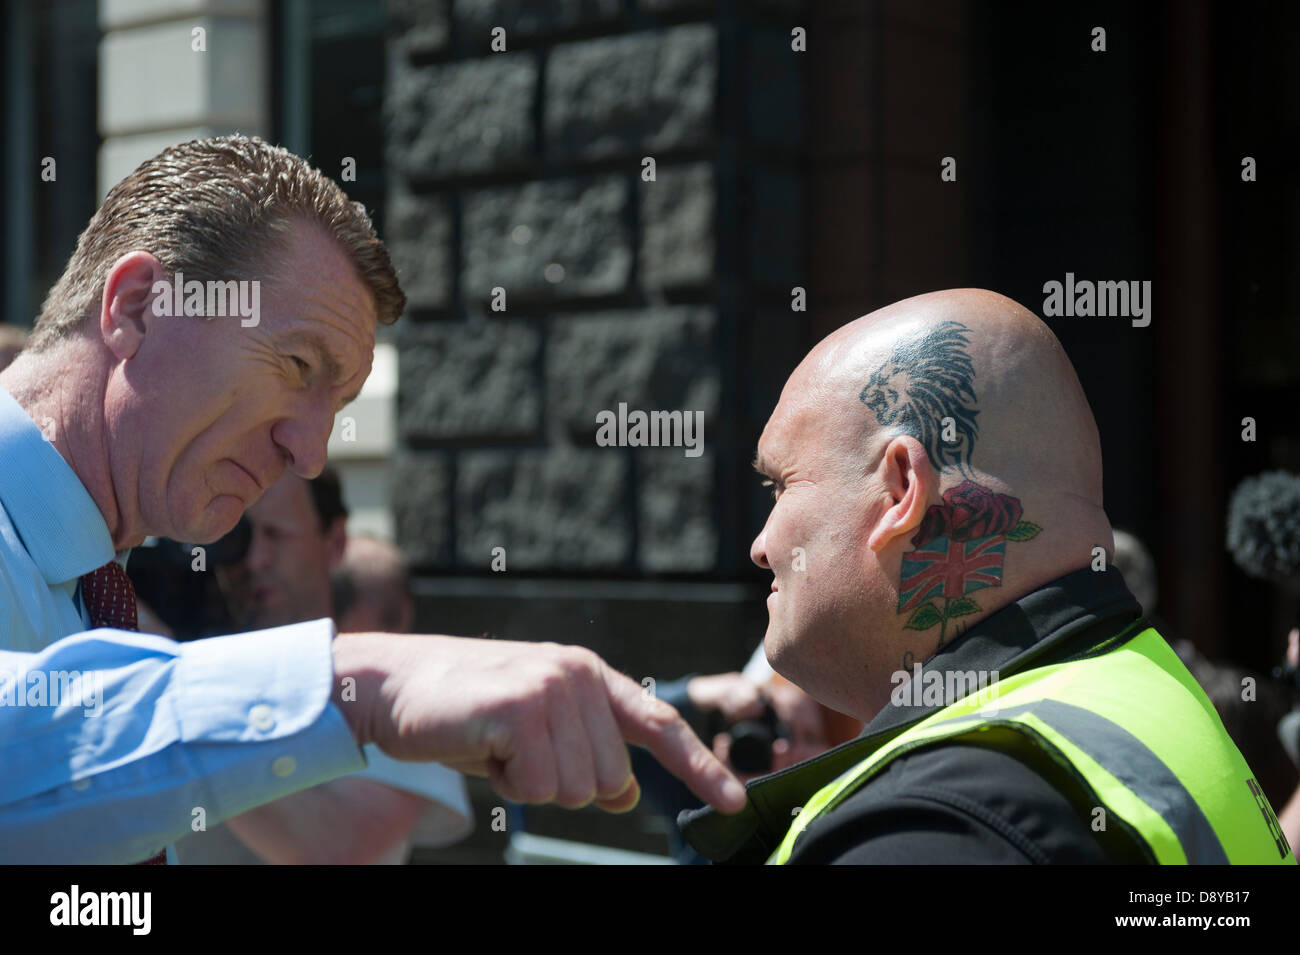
[858,320,979,471]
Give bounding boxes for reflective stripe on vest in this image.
[770,627,1296,865]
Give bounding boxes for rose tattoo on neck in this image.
[899,481,1040,646]
[859,321,1041,647]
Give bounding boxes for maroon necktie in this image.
[80,561,139,631]
[80,560,166,865]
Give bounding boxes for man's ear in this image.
[867,437,936,552]
[100,251,167,361]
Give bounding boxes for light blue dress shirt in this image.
[0,385,366,862]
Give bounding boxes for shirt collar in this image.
[679,566,1144,863]
[0,385,116,584]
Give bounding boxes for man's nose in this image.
[243,528,273,573]
[272,396,334,479]
[750,527,770,570]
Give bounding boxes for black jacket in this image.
[679,567,1156,864]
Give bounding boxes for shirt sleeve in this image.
[0,619,367,863]
[357,745,465,808]
[358,745,475,849]
[785,742,1153,864]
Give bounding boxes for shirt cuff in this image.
[173,618,349,743]
[0,619,367,862]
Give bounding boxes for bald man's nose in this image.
[750,527,771,570]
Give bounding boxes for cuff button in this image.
[249,703,276,732]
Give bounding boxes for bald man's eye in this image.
[761,478,781,502]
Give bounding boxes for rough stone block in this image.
[386,53,536,179]
[393,453,452,567]
[387,0,450,56]
[399,319,542,440]
[638,450,717,571]
[453,0,621,42]
[640,162,714,289]
[462,175,631,300]
[386,185,453,310]
[546,25,716,161]
[547,307,720,440]
[456,450,632,569]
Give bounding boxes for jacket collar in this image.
[679,566,1144,863]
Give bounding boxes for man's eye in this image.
[292,356,311,376]
[762,478,780,502]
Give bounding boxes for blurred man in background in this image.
[1224,471,1300,850]
[175,469,472,864]
[333,534,415,636]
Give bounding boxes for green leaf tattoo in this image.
[897,481,1042,644]
[946,597,981,618]
[1005,521,1041,542]
[904,603,944,631]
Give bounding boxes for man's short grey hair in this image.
[29,134,405,352]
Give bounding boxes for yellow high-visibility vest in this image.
[771,627,1296,865]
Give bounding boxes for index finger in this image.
[604,669,748,814]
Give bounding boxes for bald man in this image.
[681,289,1295,865]
[332,535,415,635]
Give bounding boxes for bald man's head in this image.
[751,289,1113,720]
[333,535,415,634]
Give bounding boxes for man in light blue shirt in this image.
[0,135,744,863]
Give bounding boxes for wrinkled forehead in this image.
[757,369,860,474]
[263,220,380,334]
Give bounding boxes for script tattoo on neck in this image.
[861,320,1041,648]
[859,320,979,472]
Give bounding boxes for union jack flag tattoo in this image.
[899,481,1040,644]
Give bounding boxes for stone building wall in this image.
[384,0,807,683]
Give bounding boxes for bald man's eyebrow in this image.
[752,454,780,480]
